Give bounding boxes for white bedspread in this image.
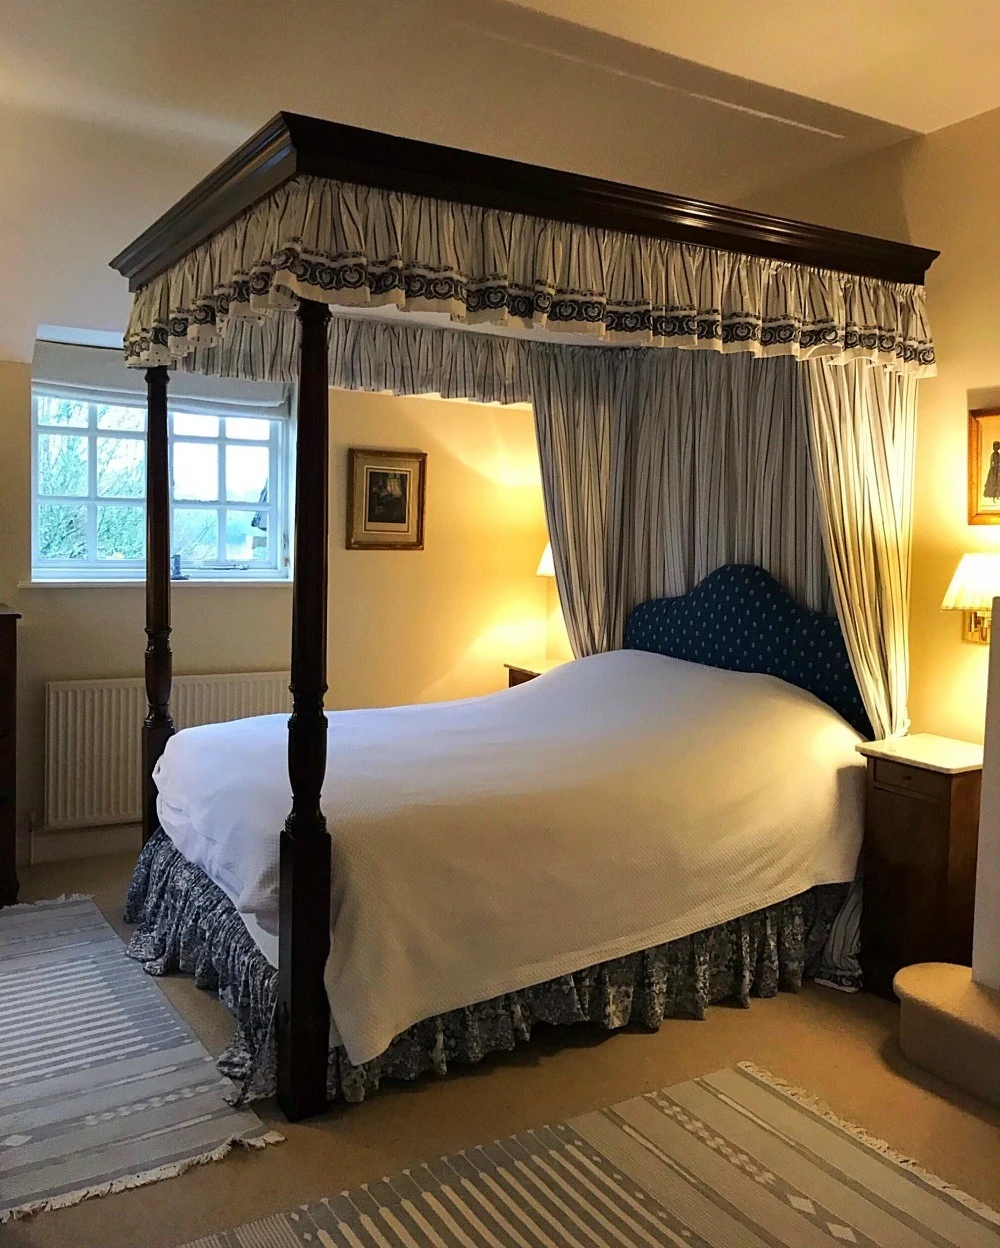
[155,651,864,1065]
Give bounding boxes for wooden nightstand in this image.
[857,734,983,999]
[504,658,570,688]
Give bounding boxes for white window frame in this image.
[31,386,292,583]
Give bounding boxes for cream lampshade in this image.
[536,542,555,578]
[941,553,1000,643]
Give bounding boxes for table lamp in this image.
[942,553,1000,643]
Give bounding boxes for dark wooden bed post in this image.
[277,297,333,1121]
[142,365,173,845]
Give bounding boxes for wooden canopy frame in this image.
[110,113,938,1122]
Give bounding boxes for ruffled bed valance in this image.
[124,174,935,376]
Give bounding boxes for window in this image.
[167,409,286,577]
[32,389,291,582]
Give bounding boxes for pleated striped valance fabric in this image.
[124,174,935,376]
[174,313,535,402]
[326,318,534,404]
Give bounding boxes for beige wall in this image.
[752,106,1000,745]
[0,365,549,861]
[325,391,548,710]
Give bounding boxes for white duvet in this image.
[154,650,864,1065]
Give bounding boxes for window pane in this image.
[226,510,271,562]
[225,445,269,502]
[97,437,145,497]
[38,503,87,559]
[37,396,88,427]
[225,417,269,441]
[173,412,218,438]
[173,441,218,500]
[97,404,145,431]
[38,433,88,496]
[97,505,144,560]
[172,508,218,562]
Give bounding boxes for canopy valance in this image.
[123,172,935,377]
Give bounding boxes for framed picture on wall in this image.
[969,409,1000,524]
[346,447,426,550]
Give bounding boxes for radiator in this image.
[44,672,291,830]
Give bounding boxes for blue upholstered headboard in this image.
[624,565,872,738]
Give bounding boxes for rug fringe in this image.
[0,892,93,913]
[0,1131,284,1224]
[737,1061,1000,1225]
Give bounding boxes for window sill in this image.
[20,578,293,589]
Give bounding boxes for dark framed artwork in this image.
[346,447,426,550]
[969,409,1000,524]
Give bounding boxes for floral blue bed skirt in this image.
[125,829,849,1104]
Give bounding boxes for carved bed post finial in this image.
[143,365,173,845]
[277,298,333,1121]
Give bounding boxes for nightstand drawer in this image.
[873,757,951,800]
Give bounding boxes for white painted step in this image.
[895,963,1000,1108]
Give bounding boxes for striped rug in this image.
[0,896,281,1222]
[183,1064,1000,1247]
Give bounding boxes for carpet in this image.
[0,896,281,1222]
[181,1063,1000,1247]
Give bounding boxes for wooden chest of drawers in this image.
[0,606,19,908]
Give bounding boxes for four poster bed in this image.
[110,113,937,1121]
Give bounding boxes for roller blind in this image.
[32,340,290,419]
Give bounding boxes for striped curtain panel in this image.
[529,346,626,655]
[803,358,917,740]
[530,345,831,657]
[802,359,917,992]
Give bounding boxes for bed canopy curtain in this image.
[112,113,937,1121]
[531,346,917,740]
[530,347,833,656]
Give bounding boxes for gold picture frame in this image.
[346,447,426,550]
[969,409,1000,525]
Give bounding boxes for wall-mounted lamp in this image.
[941,553,1000,643]
[536,542,555,578]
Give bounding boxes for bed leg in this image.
[143,364,173,845]
[278,821,331,1119]
[277,298,333,1121]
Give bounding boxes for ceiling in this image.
[507,0,1000,134]
[0,0,985,361]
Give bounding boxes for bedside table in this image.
[856,734,983,999]
[504,658,570,688]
